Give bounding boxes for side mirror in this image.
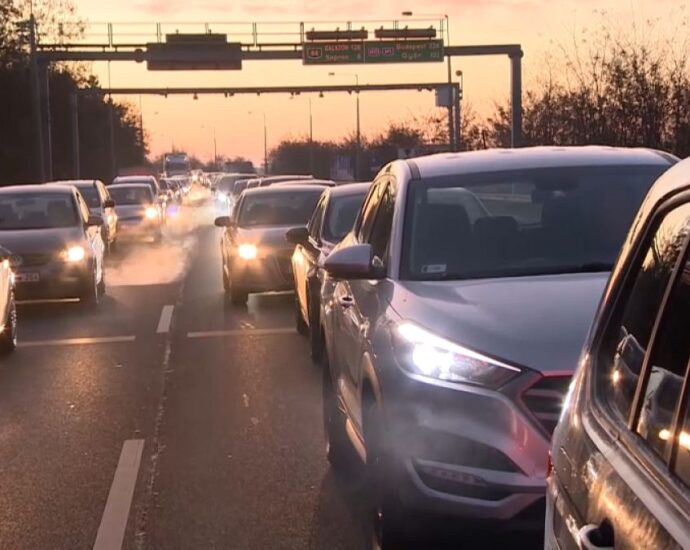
[324,243,382,279]
[87,214,104,227]
[286,226,310,246]
[103,199,115,208]
[215,216,233,227]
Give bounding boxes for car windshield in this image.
[401,165,667,281]
[0,193,78,229]
[109,186,153,205]
[232,181,249,195]
[323,193,367,242]
[76,186,101,208]
[237,191,322,227]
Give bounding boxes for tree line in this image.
[0,0,147,185]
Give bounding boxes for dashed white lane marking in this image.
[242,393,250,408]
[186,328,295,339]
[18,336,136,348]
[156,305,175,334]
[93,439,145,550]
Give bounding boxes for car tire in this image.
[323,354,355,471]
[363,399,409,550]
[0,292,18,354]
[80,266,100,307]
[230,288,248,306]
[295,295,308,336]
[222,264,230,292]
[97,267,106,297]
[110,237,118,253]
[308,301,323,364]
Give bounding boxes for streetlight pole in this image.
[402,12,454,151]
[248,111,268,175]
[213,127,217,167]
[309,97,314,175]
[328,72,360,179]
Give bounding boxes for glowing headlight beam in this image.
[238,244,258,260]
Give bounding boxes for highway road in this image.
[0,196,543,549]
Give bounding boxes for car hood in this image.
[391,272,609,375]
[0,227,85,254]
[234,225,294,251]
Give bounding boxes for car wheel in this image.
[322,353,355,471]
[229,287,248,306]
[0,291,18,354]
[308,302,323,364]
[110,237,118,253]
[80,266,100,307]
[97,266,107,296]
[222,263,230,292]
[364,400,408,550]
[295,295,308,336]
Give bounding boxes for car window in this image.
[356,180,384,242]
[597,203,690,426]
[0,193,80,229]
[76,193,91,222]
[308,194,327,241]
[366,183,395,262]
[78,185,101,208]
[635,250,690,461]
[401,165,665,281]
[323,193,367,243]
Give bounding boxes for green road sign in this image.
[302,42,364,65]
[302,40,444,65]
[364,40,444,63]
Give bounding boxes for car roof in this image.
[327,182,372,197]
[114,175,156,182]
[241,184,327,197]
[404,146,677,180]
[0,184,75,195]
[108,183,153,191]
[47,179,100,187]
[270,179,336,187]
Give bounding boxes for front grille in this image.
[521,375,571,436]
[12,252,53,267]
[416,465,511,501]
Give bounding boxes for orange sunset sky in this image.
[69,0,686,165]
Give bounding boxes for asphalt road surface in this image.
[0,195,543,549]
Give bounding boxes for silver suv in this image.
[319,146,675,546]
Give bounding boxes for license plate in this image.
[15,272,40,283]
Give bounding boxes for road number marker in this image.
[93,439,145,550]
[156,305,175,334]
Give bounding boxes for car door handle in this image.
[338,295,354,308]
[578,523,614,550]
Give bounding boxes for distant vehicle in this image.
[287,182,370,361]
[159,177,182,205]
[319,146,675,546]
[110,175,162,198]
[108,184,164,243]
[271,179,337,188]
[0,245,17,353]
[546,154,690,550]
[214,184,327,305]
[223,160,256,174]
[59,180,118,254]
[164,153,191,178]
[230,179,253,204]
[0,184,106,305]
[215,174,256,211]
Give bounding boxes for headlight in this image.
[217,192,228,203]
[394,322,521,389]
[145,206,158,219]
[61,245,86,263]
[237,243,258,260]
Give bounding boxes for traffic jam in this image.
[2,146,690,549]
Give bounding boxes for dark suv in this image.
[547,155,690,549]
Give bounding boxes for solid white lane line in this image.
[93,439,145,550]
[18,336,136,348]
[156,305,175,334]
[187,328,295,339]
